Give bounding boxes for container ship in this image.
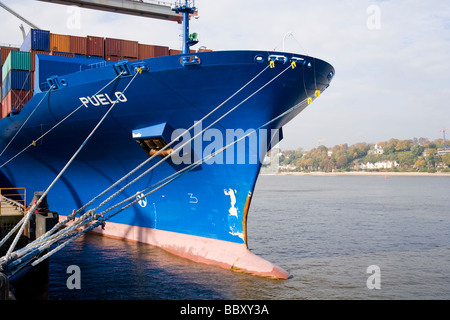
[0,0,335,279]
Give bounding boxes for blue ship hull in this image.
[0,50,334,278]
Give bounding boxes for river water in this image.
[47,175,450,300]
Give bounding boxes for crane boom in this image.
[37,0,181,21]
[0,1,40,29]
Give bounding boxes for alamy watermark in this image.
[366,265,381,289]
[168,121,281,166]
[366,4,381,30]
[66,265,81,290]
[66,6,81,30]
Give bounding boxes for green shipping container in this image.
[2,51,31,82]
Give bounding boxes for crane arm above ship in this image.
[0,1,40,29]
[37,0,199,54]
[36,0,184,22]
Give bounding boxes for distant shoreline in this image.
[264,171,450,177]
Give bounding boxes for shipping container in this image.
[50,33,70,52]
[154,45,169,57]
[2,51,31,82]
[1,47,19,66]
[30,50,49,71]
[121,39,138,58]
[1,89,32,118]
[2,70,31,99]
[138,44,154,59]
[20,29,50,52]
[87,36,104,57]
[105,38,122,57]
[69,36,87,55]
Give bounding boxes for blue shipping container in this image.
[2,70,31,99]
[20,29,50,52]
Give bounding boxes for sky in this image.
[1,0,449,151]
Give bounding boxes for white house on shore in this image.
[368,144,384,155]
[359,160,399,170]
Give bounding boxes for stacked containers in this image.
[0,47,19,112]
[1,51,32,116]
[2,28,49,117]
[1,29,207,118]
[19,30,51,117]
[2,51,30,82]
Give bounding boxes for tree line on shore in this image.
[279,137,450,173]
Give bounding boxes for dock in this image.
[1,189,58,300]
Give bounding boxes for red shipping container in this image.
[69,36,87,55]
[1,89,32,117]
[121,39,138,58]
[139,44,153,59]
[154,45,169,57]
[30,50,49,71]
[1,47,19,66]
[87,36,104,57]
[105,38,122,57]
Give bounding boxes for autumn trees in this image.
[279,137,450,172]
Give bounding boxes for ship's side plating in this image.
[0,50,334,278]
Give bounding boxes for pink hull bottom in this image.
[89,220,289,279]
